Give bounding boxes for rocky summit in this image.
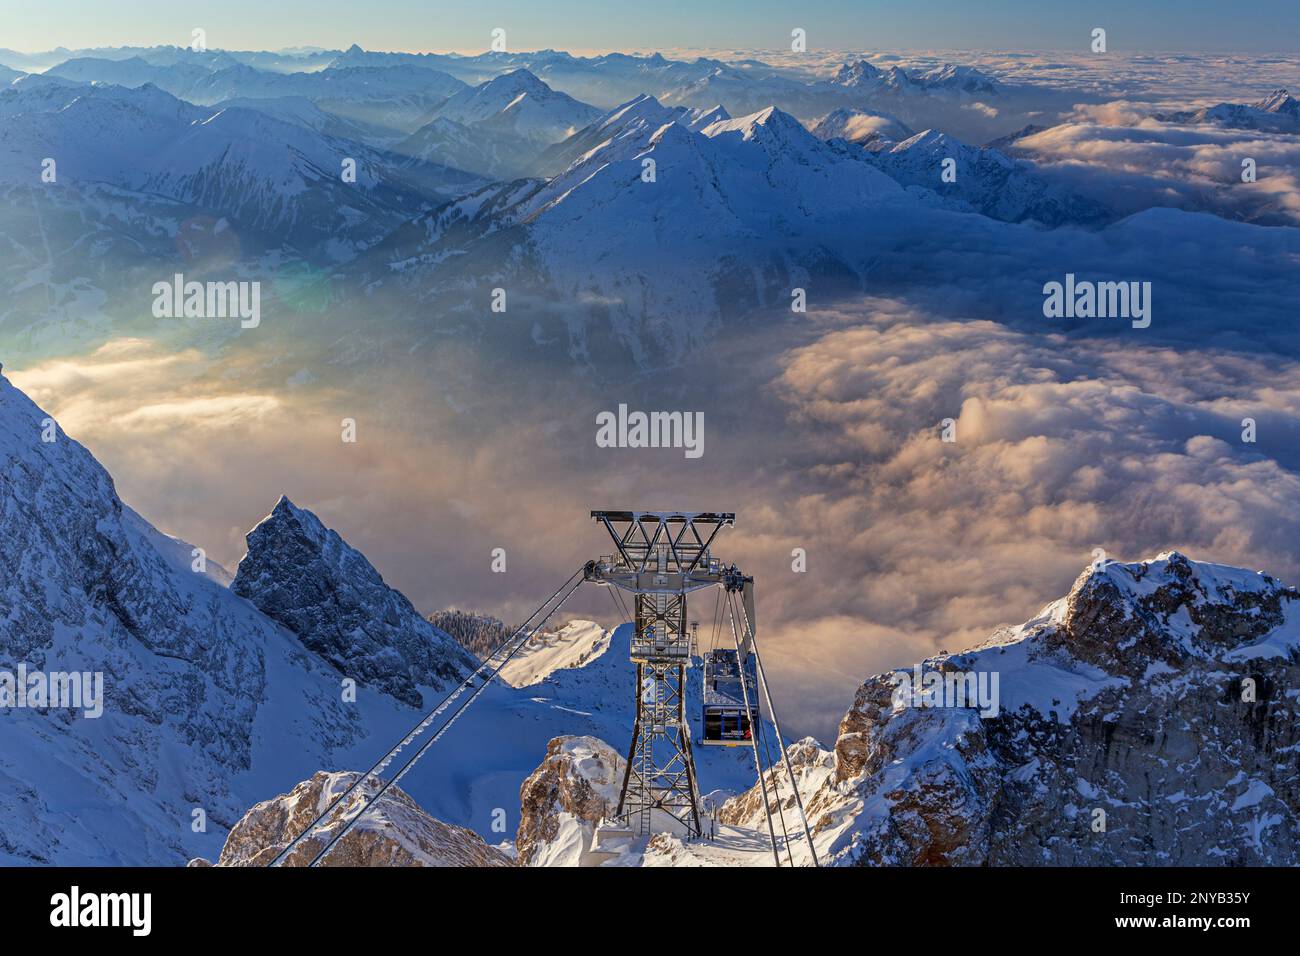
[722,553,1300,866]
[204,770,511,867]
[231,496,475,707]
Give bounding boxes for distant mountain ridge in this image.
[1158,88,1300,132]
[0,79,482,259]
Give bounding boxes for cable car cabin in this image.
[700,648,758,746]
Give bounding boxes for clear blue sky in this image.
[2,0,1297,53]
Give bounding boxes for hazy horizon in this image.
[3,0,1300,55]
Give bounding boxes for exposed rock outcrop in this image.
[723,553,1300,866]
[214,771,512,867]
[516,736,624,866]
[232,497,475,706]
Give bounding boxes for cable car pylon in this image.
[584,510,816,867]
[586,512,735,839]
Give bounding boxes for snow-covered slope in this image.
[498,620,611,688]
[722,553,1300,866]
[861,128,1112,226]
[395,115,534,180]
[0,371,422,865]
[230,497,476,707]
[211,94,392,145]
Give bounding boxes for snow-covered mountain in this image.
[230,497,476,708]
[531,93,729,176]
[45,55,216,94]
[0,80,482,258]
[809,106,914,149]
[860,128,1112,226]
[211,94,393,145]
[368,103,906,364]
[394,115,534,180]
[1159,88,1300,132]
[831,60,998,98]
[913,63,1000,96]
[427,69,602,146]
[830,60,885,89]
[722,553,1300,866]
[389,71,603,180]
[0,370,423,865]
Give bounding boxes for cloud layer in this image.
[14,294,1300,743]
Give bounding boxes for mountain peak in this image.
[232,499,475,706]
[916,63,999,93]
[271,493,306,519]
[487,67,547,92]
[832,59,882,87]
[702,104,805,142]
[891,127,953,151]
[1256,87,1297,115]
[1050,552,1296,678]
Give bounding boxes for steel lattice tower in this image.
[586,511,735,838]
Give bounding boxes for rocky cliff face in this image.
[209,771,511,867]
[723,553,1300,866]
[516,736,624,866]
[232,497,475,707]
[0,373,404,865]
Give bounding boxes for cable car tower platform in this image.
[585,511,745,839]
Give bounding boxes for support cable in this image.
[736,596,821,868]
[268,566,585,867]
[726,588,781,867]
[731,591,794,867]
[308,572,586,866]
